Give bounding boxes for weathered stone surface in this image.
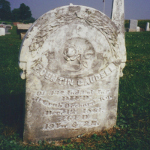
[129,19,138,32]
[111,0,124,35]
[111,0,126,76]
[146,22,150,31]
[19,4,126,143]
[0,28,5,36]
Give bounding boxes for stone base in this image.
[128,29,138,32]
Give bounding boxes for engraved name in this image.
[34,63,116,86]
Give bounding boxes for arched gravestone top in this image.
[19,5,124,71]
[19,5,126,143]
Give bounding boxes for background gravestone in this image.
[136,26,140,32]
[146,22,150,31]
[19,0,126,143]
[17,23,32,39]
[5,25,12,34]
[129,19,138,32]
[0,28,5,36]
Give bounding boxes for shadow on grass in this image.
[0,93,25,138]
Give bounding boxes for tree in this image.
[19,3,32,21]
[12,8,20,21]
[0,0,11,20]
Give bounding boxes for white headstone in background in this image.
[129,19,138,32]
[137,26,140,32]
[146,22,150,31]
[17,23,32,30]
[19,1,126,143]
[0,28,5,36]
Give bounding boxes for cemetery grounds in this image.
[0,25,150,150]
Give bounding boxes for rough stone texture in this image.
[129,19,138,32]
[146,22,150,31]
[111,0,124,35]
[19,3,126,143]
[111,0,126,76]
[0,28,5,36]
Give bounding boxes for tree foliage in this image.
[12,3,34,22]
[12,8,20,21]
[19,3,32,20]
[0,1,34,22]
[0,0,11,20]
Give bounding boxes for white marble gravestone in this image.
[146,22,150,31]
[0,28,5,36]
[19,0,126,143]
[137,26,140,32]
[129,19,138,32]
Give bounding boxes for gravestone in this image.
[5,25,12,34]
[129,19,138,32]
[19,0,126,143]
[137,26,140,32]
[17,23,32,39]
[146,22,149,31]
[0,28,5,36]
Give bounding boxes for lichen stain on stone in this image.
[69,6,81,12]
[107,99,116,109]
[94,10,103,18]
[108,114,116,120]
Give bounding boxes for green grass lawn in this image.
[0,26,150,150]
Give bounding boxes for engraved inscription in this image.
[32,63,116,86]
[34,88,111,131]
[43,123,67,130]
[42,120,100,131]
[62,95,91,101]
[36,89,110,96]
[32,97,97,108]
[83,107,102,114]
[33,89,112,109]
[44,109,76,116]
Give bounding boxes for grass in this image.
[0,26,150,149]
